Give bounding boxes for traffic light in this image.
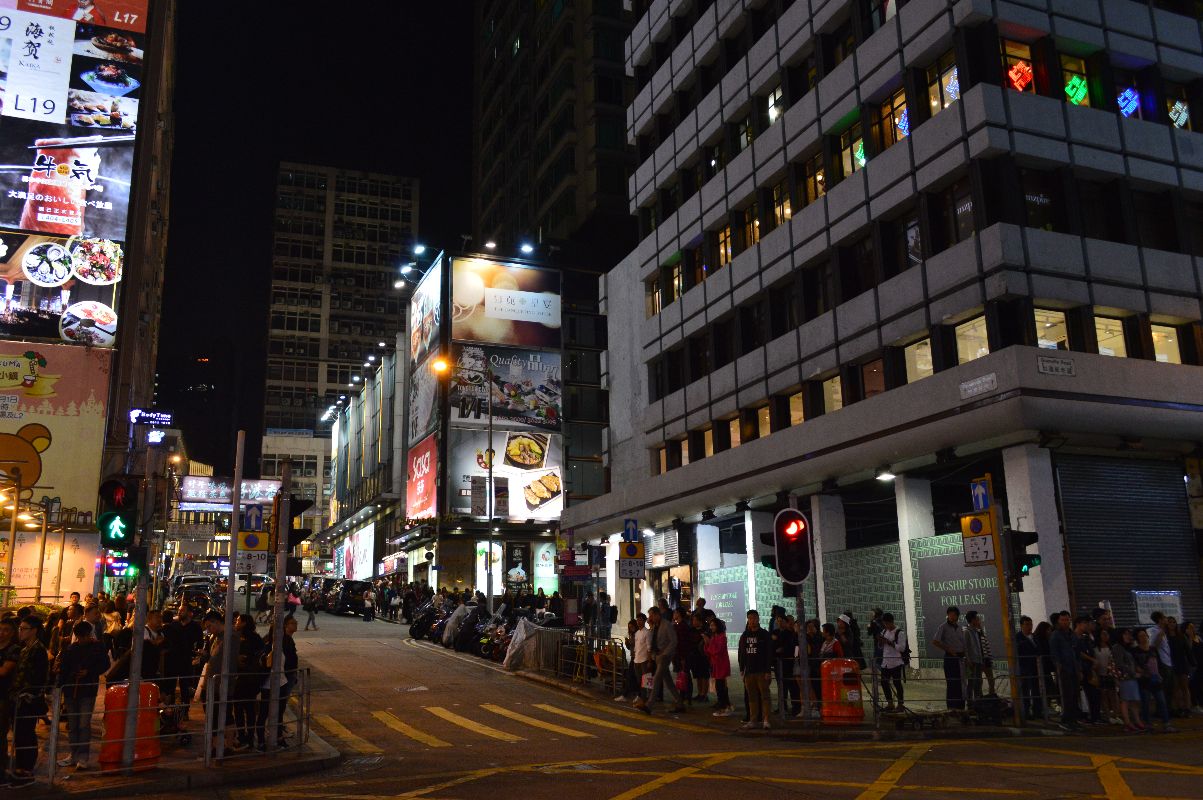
[1004,530,1040,592]
[127,544,149,577]
[98,476,139,549]
[771,507,812,584]
[269,495,316,553]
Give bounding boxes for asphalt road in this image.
[162,613,1203,800]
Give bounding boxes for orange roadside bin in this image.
[100,681,162,770]
[820,658,865,725]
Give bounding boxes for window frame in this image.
[926,50,960,115]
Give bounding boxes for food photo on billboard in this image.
[72,22,143,64]
[69,53,141,99]
[447,343,561,432]
[407,345,438,445]
[450,258,560,349]
[408,258,441,369]
[447,426,564,522]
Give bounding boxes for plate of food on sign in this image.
[74,27,144,64]
[503,432,549,471]
[59,300,117,348]
[70,238,123,285]
[522,470,562,512]
[68,91,137,129]
[80,62,141,97]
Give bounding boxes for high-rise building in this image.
[471,0,637,263]
[564,0,1203,632]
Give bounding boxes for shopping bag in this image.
[641,672,654,690]
[675,669,689,692]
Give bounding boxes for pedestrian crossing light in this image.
[771,507,812,585]
[98,510,135,549]
[1004,530,1040,592]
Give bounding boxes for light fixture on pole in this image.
[519,242,534,255]
[413,244,426,255]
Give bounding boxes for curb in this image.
[25,732,343,798]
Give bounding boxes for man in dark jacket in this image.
[772,611,800,716]
[56,620,110,770]
[162,604,204,710]
[738,609,774,729]
[1049,611,1081,730]
[10,616,49,785]
[1015,615,1042,719]
[642,607,683,714]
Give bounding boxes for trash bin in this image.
[100,681,162,769]
[821,658,865,725]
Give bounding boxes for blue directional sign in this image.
[244,504,264,532]
[623,518,639,543]
[970,480,991,512]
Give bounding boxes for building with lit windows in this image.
[562,0,1203,648]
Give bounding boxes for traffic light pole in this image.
[981,473,1022,727]
[121,471,153,772]
[266,461,291,751]
[217,430,245,761]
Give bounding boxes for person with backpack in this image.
[877,612,908,712]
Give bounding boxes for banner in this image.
[405,433,437,520]
[504,541,531,585]
[407,346,438,445]
[409,259,440,368]
[447,427,562,522]
[451,258,561,349]
[448,343,561,432]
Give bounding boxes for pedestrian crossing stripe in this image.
[424,705,525,742]
[569,699,715,734]
[372,710,452,748]
[481,703,594,738]
[313,713,383,754]
[532,703,655,735]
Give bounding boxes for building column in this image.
[744,511,773,612]
[895,475,934,657]
[810,495,846,624]
[1002,443,1067,623]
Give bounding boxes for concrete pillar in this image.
[895,475,934,656]
[809,494,846,624]
[1002,443,1067,623]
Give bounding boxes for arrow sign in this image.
[623,518,639,543]
[244,504,264,532]
[970,480,990,512]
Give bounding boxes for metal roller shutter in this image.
[1055,454,1203,626]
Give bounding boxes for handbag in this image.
[640,672,654,690]
[675,669,689,692]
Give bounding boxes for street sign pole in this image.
[975,473,1022,726]
[266,461,290,751]
[217,430,245,761]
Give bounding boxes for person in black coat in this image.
[56,621,110,770]
[232,615,266,750]
[1015,615,1043,719]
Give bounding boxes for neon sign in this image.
[1064,74,1089,105]
[1117,87,1140,118]
[854,140,866,169]
[896,109,910,138]
[945,68,960,102]
[1169,100,1191,129]
[1007,61,1033,92]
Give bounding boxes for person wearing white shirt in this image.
[878,612,908,711]
[632,614,652,707]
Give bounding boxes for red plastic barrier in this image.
[100,682,161,769]
[820,658,864,725]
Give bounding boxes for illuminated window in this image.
[1061,55,1090,107]
[822,376,843,413]
[902,214,923,270]
[955,316,990,364]
[840,122,866,177]
[728,418,742,448]
[867,0,897,31]
[703,428,714,457]
[1034,308,1069,350]
[756,406,771,438]
[1151,324,1181,364]
[736,116,754,152]
[679,440,690,467]
[789,392,805,426]
[657,447,667,474]
[926,51,960,115]
[1094,317,1127,357]
[646,277,662,317]
[1117,86,1141,118]
[772,182,792,227]
[716,226,733,267]
[766,84,785,125]
[668,263,683,304]
[904,339,934,382]
[1166,82,1192,130]
[743,204,760,247]
[804,152,826,205]
[1001,40,1035,93]
[876,87,908,152]
[861,359,886,398]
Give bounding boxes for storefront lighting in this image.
[520,242,534,254]
[352,376,360,382]
[876,467,897,482]
[378,341,387,348]
[431,357,450,373]
[367,355,376,362]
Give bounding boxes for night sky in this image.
[157,2,473,474]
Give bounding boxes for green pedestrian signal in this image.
[98,510,135,548]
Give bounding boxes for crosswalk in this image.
[312,698,711,754]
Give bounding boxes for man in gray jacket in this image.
[641,607,684,714]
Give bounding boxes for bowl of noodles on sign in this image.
[70,238,124,285]
[59,300,118,347]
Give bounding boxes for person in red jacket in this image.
[705,618,733,716]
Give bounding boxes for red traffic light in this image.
[772,507,812,584]
[783,519,806,539]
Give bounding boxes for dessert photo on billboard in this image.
[408,259,440,368]
[447,343,561,432]
[0,227,121,345]
[451,258,561,348]
[0,118,135,241]
[72,23,143,64]
[70,54,141,99]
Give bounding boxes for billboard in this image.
[405,433,437,520]
[4,528,98,602]
[450,258,560,348]
[0,5,155,349]
[447,427,563,522]
[179,476,281,510]
[408,258,440,368]
[448,344,561,432]
[0,340,108,514]
[407,345,438,445]
[345,522,374,581]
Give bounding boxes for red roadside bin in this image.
[100,681,162,770]
[821,658,865,725]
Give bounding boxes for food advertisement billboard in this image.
[345,522,375,581]
[447,427,563,522]
[448,344,561,432]
[405,433,437,520]
[0,5,153,348]
[0,340,108,514]
[407,345,438,445]
[408,258,440,368]
[450,258,561,349]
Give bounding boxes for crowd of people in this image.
[0,590,301,787]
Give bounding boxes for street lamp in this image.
[432,356,496,613]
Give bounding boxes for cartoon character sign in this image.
[0,423,52,496]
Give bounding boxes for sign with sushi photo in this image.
[447,343,561,432]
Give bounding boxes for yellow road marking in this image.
[533,703,655,735]
[1092,755,1136,800]
[993,739,1203,776]
[392,768,501,798]
[481,703,594,738]
[312,713,383,754]
[424,705,525,742]
[570,698,714,733]
[607,752,737,800]
[856,743,930,800]
[373,710,452,748]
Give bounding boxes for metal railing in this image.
[5,669,312,788]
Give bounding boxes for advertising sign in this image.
[409,258,440,368]
[448,344,561,432]
[0,340,108,514]
[332,541,344,579]
[405,433,437,520]
[474,539,502,595]
[917,548,1002,659]
[407,345,438,445]
[179,476,281,508]
[6,527,99,602]
[0,6,154,348]
[504,541,531,586]
[451,258,561,349]
[447,427,563,521]
[345,522,375,581]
